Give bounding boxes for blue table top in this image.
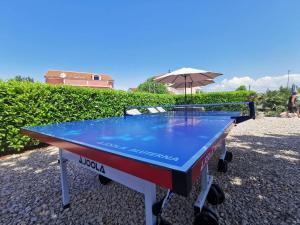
[23,111,240,172]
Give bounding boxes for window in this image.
[93,75,99,80]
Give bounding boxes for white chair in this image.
[147,107,159,113]
[156,107,166,113]
[126,109,142,116]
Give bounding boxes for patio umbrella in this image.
[154,67,222,103]
[170,79,215,103]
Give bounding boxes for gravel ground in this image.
[1,117,299,225]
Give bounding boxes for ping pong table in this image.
[21,102,255,225]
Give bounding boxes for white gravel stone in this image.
[0,117,299,225]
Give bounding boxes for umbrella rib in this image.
[200,73,212,79]
[176,75,185,83]
[170,76,177,84]
[172,76,179,83]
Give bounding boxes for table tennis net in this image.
[126,102,253,116]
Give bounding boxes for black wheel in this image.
[159,218,172,225]
[207,184,225,205]
[194,206,201,216]
[207,185,219,205]
[194,207,219,225]
[211,184,225,204]
[63,203,70,210]
[98,175,111,185]
[194,206,219,219]
[217,159,228,173]
[152,198,164,216]
[225,151,233,162]
[201,207,218,222]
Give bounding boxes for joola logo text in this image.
[79,156,105,174]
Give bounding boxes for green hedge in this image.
[175,90,256,104]
[0,81,255,154]
[0,81,175,153]
[175,91,256,111]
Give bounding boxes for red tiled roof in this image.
[45,70,113,81]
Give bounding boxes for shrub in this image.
[0,81,175,153]
[175,91,256,104]
[255,87,291,116]
[175,91,256,112]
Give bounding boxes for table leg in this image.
[144,182,156,225]
[59,148,70,208]
[194,164,213,211]
[219,139,227,160]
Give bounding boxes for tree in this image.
[10,75,34,82]
[278,86,290,94]
[235,85,247,91]
[137,77,168,94]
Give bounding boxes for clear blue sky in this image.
[0,0,300,90]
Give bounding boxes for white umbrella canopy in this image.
[154,67,222,84]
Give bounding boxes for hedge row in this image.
[0,81,175,153]
[0,81,254,153]
[175,90,256,104]
[175,91,256,111]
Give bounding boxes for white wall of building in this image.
[167,86,200,94]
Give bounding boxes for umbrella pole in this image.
[184,75,187,104]
[190,83,192,104]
